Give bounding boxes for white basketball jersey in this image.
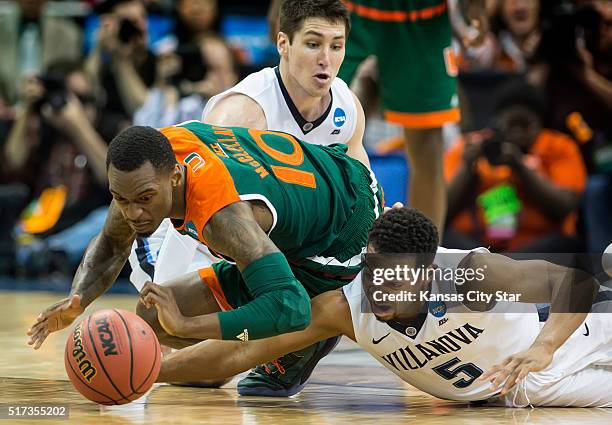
[202,67,357,145]
[343,247,541,402]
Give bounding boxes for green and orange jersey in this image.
[159,121,382,284]
[338,0,459,128]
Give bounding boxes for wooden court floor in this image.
[1,290,611,424]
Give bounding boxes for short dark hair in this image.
[280,0,351,42]
[368,208,439,265]
[494,80,546,122]
[106,126,177,174]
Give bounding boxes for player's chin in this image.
[371,304,396,322]
[136,230,155,238]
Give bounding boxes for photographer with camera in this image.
[443,81,587,253]
[84,0,155,124]
[3,62,110,276]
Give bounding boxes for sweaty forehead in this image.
[108,163,161,198]
[298,17,345,38]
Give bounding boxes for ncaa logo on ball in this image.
[429,300,447,318]
[333,108,346,127]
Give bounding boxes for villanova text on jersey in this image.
[380,323,484,371]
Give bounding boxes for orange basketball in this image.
[64,309,161,405]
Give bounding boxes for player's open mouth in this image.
[314,73,331,84]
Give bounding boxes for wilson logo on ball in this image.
[96,316,118,356]
[72,323,97,382]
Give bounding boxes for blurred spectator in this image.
[173,0,236,99]
[133,0,237,127]
[133,35,237,128]
[529,1,612,253]
[444,81,587,253]
[85,0,155,126]
[2,61,110,276]
[459,0,541,72]
[0,0,84,104]
[175,0,219,45]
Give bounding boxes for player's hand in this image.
[140,282,186,337]
[479,344,554,395]
[27,294,84,350]
[383,202,404,213]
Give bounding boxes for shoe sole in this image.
[237,335,342,397]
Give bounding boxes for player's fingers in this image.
[144,293,163,308]
[479,364,503,380]
[28,323,48,342]
[515,365,531,383]
[33,331,49,350]
[146,282,165,297]
[32,312,46,324]
[491,360,519,389]
[67,294,81,310]
[28,334,40,348]
[28,330,43,347]
[140,282,154,296]
[501,367,523,394]
[28,319,48,337]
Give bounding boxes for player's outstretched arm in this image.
[27,201,135,349]
[464,253,598,394]
[157,290,352,383]
[144,201,311,341]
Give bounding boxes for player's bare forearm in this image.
[532,265,597,354]
[71,202,135,308]
[157,291,348,383]
[157,338,298,382]
[531,312,587,354]
[175,313,222,340]
[476,254,597,392]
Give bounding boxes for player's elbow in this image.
[277,284,311,333]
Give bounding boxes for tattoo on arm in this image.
[203,202,279,270]
[71,201,136,307]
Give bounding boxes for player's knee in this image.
[135,301,167,338]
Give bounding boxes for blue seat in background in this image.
[369,154,409,206]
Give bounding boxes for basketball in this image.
[64,309,161,405]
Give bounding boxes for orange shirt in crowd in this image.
[444,129,587,250]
